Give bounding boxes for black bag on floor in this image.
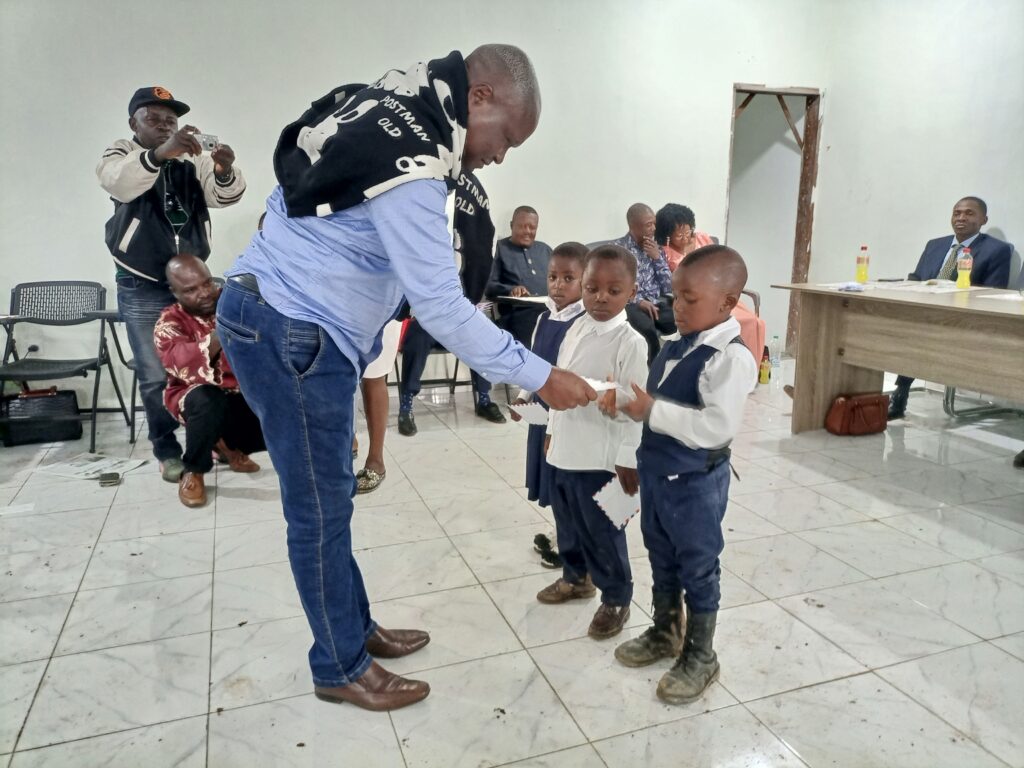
[1,388,83,447]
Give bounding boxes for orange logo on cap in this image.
[152,86,173,100]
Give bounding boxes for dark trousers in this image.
[116,276,181,461]
[180,385,265,474]
[399,318,490,402]
[550,468,632,606]
[625,302,661,364]
[499,305,546,347]
[639,462,730,613]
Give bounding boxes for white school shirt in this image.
[546,310,648,471]
[648,315,758,450]
[516,297,585,402]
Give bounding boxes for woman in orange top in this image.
[655,203,715,271]
[655,203,764,360]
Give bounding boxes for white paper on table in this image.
[976,293,1024,302]
[36,453,148,481]
[594,477,640,529]
[508,402,549,425]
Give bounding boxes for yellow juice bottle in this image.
[956,247,973,289]
[855,245,869,284]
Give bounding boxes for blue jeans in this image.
[116,276,181,461]
[217,280,376,687]
[639,462,730,613]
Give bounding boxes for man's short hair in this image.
[655,204,697,245]
[466,44,540,111]
[585,244,637,282]
[551,241,587,267]
[512,205,538,219]
[958,196,987,215]
[626,203,653,225]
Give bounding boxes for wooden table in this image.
[773,283,1024,433]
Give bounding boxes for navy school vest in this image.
[531,309,585,409]
[637,335,744,476]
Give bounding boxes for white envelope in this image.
[508,402,549,425]
[594,477,640,529]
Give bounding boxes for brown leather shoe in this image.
[366,627,430,659]
[588,603,631,639]
[314,661,429,711]
[215,439,260,473]
[178,472,207,508]
[536,574,596,604]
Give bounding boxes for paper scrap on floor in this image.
[508,402,549,425]
[594,477,640,529]
[36,453,147,481]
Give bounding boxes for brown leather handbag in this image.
[825,393,890,436]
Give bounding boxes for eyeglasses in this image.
[140,114,178,129]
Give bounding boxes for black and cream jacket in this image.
[96,139,246,281]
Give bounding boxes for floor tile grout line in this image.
[6,487,119,756]
[866,668,1015,768]
[204,466,221,768]
[5,712,207,759]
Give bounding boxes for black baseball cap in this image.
[128,86,190,117]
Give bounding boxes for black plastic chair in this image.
[1,281,130,452]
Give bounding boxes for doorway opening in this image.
[725,84,822,353]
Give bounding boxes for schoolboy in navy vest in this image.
[601,245,756,705]
[510,242,587,567]
[538,245,649,640]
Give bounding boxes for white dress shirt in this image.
[546,310,648,471]
[648,315,757,450]
[516,298,585,402]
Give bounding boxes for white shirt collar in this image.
[664,315,742,352]
[546,298,584,321]
[951,232,980,248]
[577,308,628,336]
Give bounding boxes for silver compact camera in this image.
[195,133,219,152]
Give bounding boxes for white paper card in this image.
[977,293,1024,302]
[508,402,549,425]
[594,477,640,529]
[36,453,148,481]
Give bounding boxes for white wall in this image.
[726,93,806,348]
[1,0,1021,410]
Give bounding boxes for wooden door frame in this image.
[724,84,822,353]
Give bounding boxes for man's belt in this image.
[229,273,261,294]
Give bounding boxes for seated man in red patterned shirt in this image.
[155,254,265,507]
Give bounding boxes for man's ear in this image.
[128,116,138,133]
[722,292,739,312]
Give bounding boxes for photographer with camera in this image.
[97,86,245,478]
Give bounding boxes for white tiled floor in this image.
[1,379,1023,767]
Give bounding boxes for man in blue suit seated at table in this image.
[889,196,1013,419]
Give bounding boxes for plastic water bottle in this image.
[769,335,782,369]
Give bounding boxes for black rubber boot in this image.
[614,591,683,667]
[657,610,719,704]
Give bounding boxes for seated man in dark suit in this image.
[486,205,553,345]
[890,196,1013,419]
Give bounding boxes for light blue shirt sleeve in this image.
[366,180,552,392]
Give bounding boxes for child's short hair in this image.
[679,244,748,293]
[584,244,637,282]
[551,241,588,267]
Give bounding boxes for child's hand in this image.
[509,398,526,422]
[615,465,639,496]
[597,375,618,419]
[620,383,655,422]
[544,434,551,455]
